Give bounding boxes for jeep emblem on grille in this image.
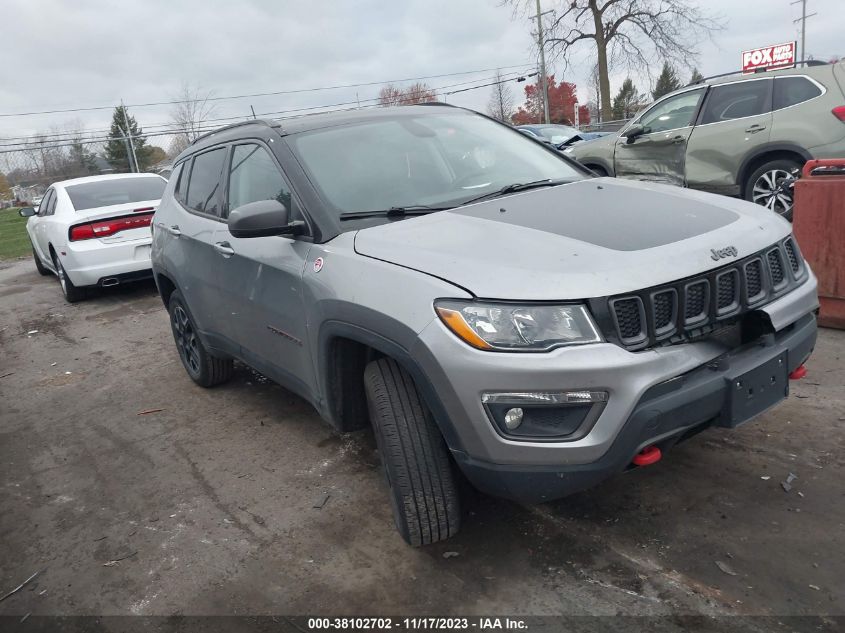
[711,246,738,261]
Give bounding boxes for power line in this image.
[0,63,534,119]
[0,70,533,148]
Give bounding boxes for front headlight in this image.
[434,300,603,351]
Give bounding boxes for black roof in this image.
[174,104,466,162]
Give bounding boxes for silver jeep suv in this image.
[151,105,818,546]
[570,60,845,219]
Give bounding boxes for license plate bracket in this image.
[719,350,789,428]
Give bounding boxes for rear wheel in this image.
[168,290,233,387]
[363,357,460,546]
[745,159,801,221]
[52,253,86,303]
[32,247,50,276]
[587,165,608,177]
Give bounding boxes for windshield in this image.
[289,112,583,216]
[66,177,166,211]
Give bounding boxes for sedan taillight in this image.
[69,212,154,242]
[833,106,845,122]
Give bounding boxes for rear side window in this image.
[227,144,293,217]
[65,177,166,211]
[185,148,227,216]
[37,190,54,216]
[700,80,770,124]
[173,162,189,206]
[773,77,823,110]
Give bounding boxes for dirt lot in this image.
[1,257,843,626]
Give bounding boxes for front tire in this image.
[363,357,461,546]
[168,290,233,387]
[52,253,86,303]
[745,159,801,221]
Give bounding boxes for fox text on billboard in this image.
[742,42,797,73]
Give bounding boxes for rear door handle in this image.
[156,223,181,237]
[214,241,235,258]
[745,124,766,134]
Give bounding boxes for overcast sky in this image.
[1,0,842,145]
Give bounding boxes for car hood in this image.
[353,178,792,300]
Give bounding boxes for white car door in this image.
[32,189,55,262]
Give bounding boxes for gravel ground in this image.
[0,257,843,628]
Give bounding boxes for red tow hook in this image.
[789,364,808,380]
[632,445,662,467]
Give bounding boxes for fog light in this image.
[504,407,524,430]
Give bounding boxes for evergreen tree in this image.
[652,63,682,100]
[689,68,704,84]
[104,106,153,172]
[612,78,642,120]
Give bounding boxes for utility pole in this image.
[792,0,817,62]
[116,125,134,173]
[535,0,551,124]
[120,101,139,173]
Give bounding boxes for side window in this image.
[773,77,822,110]
[700,80,770,124]
[638,89,704,134]
[46,190,58,216]
[185,147,227,216]
[174,161,190,206]
[227,144,294,218]
[37,190,54,217]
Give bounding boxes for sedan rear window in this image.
[65,177,166,211]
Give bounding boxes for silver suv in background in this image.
[569,60,845,219]
[151,106,818,546]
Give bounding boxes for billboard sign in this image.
[742,42,797,74]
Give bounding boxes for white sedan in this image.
[19,173,167,302]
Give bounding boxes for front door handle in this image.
[745,124,766,134]
[672,135,685,144]
[214,241,235,258]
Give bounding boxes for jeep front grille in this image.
[603,237,806,350]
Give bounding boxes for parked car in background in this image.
[570,60,845,219]
[19,173,167,302]
[516,124,580,146]
[152,106,817,546]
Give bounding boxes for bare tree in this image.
[378,82,438,106]
[169,83,216,156]
[487,69,516,122]
[505,1,723,121]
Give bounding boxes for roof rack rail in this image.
[687,59,829,86]
[191,119,279,145]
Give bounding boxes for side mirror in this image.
[227,199,303,239]
[18,207,36,217]
[621,124,645,141]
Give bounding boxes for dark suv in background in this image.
[570,60,845,219]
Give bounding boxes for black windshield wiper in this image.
[339,205,451,221]
[461,179,568,206]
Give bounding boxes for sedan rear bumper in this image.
[61,237,152,287]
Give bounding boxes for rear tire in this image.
[745,159,801,221]
[168,290,233,387]
[52,253,86,303]
[587,165,608,177]
[32,247,50,276]
[363,357,461,546]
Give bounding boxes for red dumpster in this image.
[793,159,845,329]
